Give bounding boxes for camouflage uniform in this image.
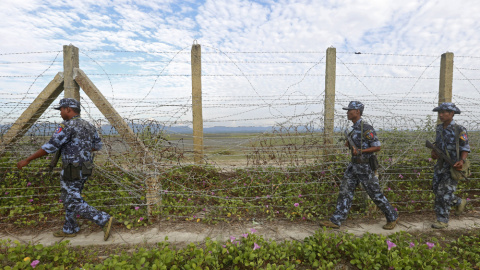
[330,102,398,226]
[432,103,470,223]
[42,99,111,234]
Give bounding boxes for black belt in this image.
[351,156,369,164]
[62,162,80,169]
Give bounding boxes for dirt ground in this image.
[1,211,479,247]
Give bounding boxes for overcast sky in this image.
[1,0,479,128]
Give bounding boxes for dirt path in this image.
[1,212,479,247]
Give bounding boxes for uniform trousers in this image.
[433,166,461,223]
[330,162,398,226]
[60,170,111,234]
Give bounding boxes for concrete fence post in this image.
[191,42,204,164]
[63,45,80,101]
[437,52,454,123]
[324,47,336,157]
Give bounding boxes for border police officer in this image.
[430,102,470,229]
[319,101,399,230]
[17,98,113,240]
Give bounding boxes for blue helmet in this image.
[432,102,461,114]
[54,98,80,110]
[342,101,364,112]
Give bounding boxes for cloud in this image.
[1,0,480,127]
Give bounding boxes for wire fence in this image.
[0,46,479,227]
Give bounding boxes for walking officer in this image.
[17,98,113,240]
[430,102,470,229]
[319,101,399,230]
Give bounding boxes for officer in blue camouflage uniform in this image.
[319,101,399,230]
[17,98,113,240]
[430,102,470,229]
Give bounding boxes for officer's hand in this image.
[344,141,349,148]
[453,160,463,171]
[352,148,358,156]
[17,159,29,170]
[431,150,438,160]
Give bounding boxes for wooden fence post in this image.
[437,52,454,124]
[324,47,336,157]
[63,45,80,101]
[74,68,161,216]
[0,73,64,155]
[191,42,204,164]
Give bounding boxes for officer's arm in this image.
[363,128,381,154]
[453,151,469,170]
[17,148,48,169]
[359,146,381,154]
[92,130,102,151]
[453,128,470,169]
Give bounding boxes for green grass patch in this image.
[1,229,479,269]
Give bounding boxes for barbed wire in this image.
[0,51,62,56]
[1,48,479,225]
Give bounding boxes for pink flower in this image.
[428,158,432,162]
[242,233,248,238]
[266,195,271,198]
[29,199,33,203]
[386,240,396,251]
[409,242,415,248]
[394,208,398,211]
[298,194,302,198]
[294,203,299,207]
[135,206,140,210]
[253,243,260,250]
[250,228,257,234]
[222,245,226,248]
[31,260,40,268]
[4,192,8,195]
[467,198,470,201]
[188,198,191,201]
[426,242,435,249]
[302,217,306,220]
[387,187,391,191]
[139,217,144,221]
[76,214,80,218]
[321,171,326,175]
[265,205,269,208]
[230,236,236,242]
[398,174,403,179]
[27,182,32,187]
